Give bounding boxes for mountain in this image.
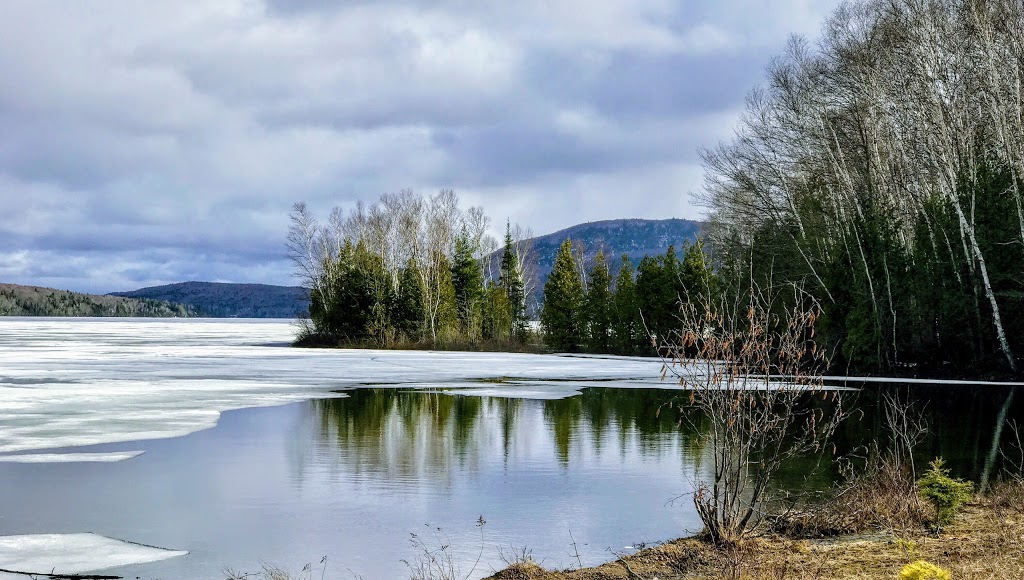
[111,281,309,318]
[0,283,197,317]
[490,218,704,310]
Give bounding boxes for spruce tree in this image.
[679,241,715,306]
[499,221,527,340]
[358,245,394,346]
[451,230,484,337]
[612,255,641,355]
[482,283,512,342]
[310,240,378,342]
[541,239,585,352]
[394,258,424,341]
[434,255,460,343]
[636,246,683,344]
[585,250,613,353]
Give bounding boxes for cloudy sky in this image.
[0,0,840,293]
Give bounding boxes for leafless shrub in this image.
[662,284,847,545]
[1001,419,1024,479]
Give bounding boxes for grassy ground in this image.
[485,482,1024,580]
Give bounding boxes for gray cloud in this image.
[0,0,841,293]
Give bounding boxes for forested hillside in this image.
[0,283,196,317]
[700,0,1024,377]
[489,218,702,311]
[112,282,308,318]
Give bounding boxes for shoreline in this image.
[484,487,1024,579]
[292,334,1024,383]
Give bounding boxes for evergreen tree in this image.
[451,230,484,337]
[359,245,394,346]
[612,255,641,355]
[482,283,512,342]
[679,241,717,312]
[541,239,585,351]
[434,255,460,343]
[394,258,425,341]
[585,250,613,353]
[499,221,527,340]
[635,245,684,345]
[310,241,377,342]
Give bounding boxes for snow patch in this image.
[443,384,583,400]
[0,451,144,463]
[0,533,186,575]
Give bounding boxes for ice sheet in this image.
[441,383,584,400]
[0,318,669,457]
[0,451,144,463]
[0,533,186,575]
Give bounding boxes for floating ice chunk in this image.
[0,451,144,463]
[443,384,583,400]
[0,533,187,575]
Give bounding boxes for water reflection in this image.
[837,384,1024,481]
[301,384,1024,498]
[302,388,707,486]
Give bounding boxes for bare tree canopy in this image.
[701,0,1024,375]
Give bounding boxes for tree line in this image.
[700,0,1024,376]
[288,190,532,348]
[287,191,717,354]
[540,239,716,354]
[0,287,195,317]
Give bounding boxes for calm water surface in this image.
[0,389,707,579]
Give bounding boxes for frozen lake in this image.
[0,318,699,579]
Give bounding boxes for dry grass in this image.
[483,483,1024,580]
[771,458,930,538]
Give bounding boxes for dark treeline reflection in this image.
[836,384,1024,482]
[302,388,707,484]
[300,385,1023,492]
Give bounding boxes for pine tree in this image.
[679,241,715,300]
[585,250,613,353]
[541,239,585,352]
[358,244,394,346]
[612,255,641,355]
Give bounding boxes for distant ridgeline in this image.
[0,283,197,317]
[111,282,309,318]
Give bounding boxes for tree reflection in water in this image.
[298,384,1024,495]
[303,388,706,486]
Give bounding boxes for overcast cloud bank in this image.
[0,0,839,293]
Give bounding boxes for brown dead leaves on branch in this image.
[660,285,847,546]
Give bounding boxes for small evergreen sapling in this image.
[917,458,973,532]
